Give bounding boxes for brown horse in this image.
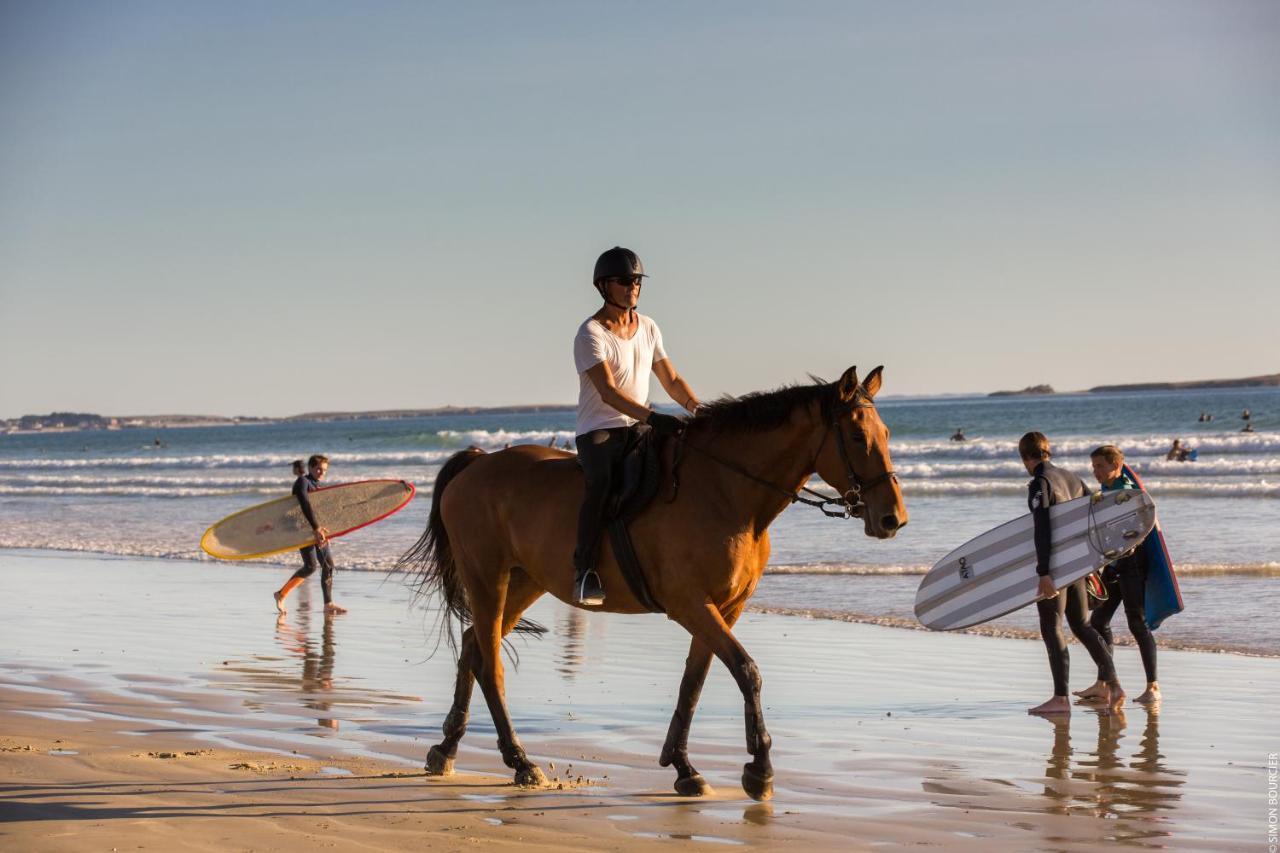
[398,365,906,800]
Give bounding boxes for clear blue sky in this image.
[2,1,1277,417]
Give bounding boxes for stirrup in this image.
[574,569,605,606]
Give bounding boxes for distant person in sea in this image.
[571,246,702,606]
[950,427,967,442]
[1242,408,1251,420]
[1019,431,1119,715]
[1075,445,1160,706]
[1165,439,1192,462]
[274,454,347,616]
[291,459,305,477]
[1242,420,1255,433]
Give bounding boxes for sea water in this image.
[2,386,1276,653]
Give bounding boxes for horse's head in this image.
[814,365,908,539]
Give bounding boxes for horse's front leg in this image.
[674,602,774,801]
[659,636,715,796]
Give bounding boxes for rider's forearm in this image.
[600,385,658,423]
[669,377,700,414]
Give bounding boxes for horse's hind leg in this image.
[425,627,480,776]
[426,573,545,779]
[468,567,548,788]
[673,601,774,801]
[659,636,715,796]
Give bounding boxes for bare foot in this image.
[1029,696,1071,716]
[1073,680,1108,699]
[324,603,348,615]
[1077,682,1125,711]
[274,590,287,614]
[1135,683,1161,705]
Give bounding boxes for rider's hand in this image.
[1036,575,1056,601]
[646,411,685,437]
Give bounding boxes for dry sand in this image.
[0,550,1273,851]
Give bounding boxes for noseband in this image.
[808,399,899,518]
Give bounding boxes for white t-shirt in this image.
[573,313,668,436]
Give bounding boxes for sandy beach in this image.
[1,549,1273,851]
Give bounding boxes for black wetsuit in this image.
[289,474,335,605]
[1089,473,1158,683]
[1029,461,1115,695]
[573,426,634,577]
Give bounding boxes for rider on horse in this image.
[572,246,702,606]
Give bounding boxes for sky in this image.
[1,0,1277,418]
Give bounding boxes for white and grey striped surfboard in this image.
[915,490,1156,631]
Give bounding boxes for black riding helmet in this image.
[593,246,646,285]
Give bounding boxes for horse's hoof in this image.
[514,765,548,788]
[674,773,713,797]
[424,745,454,776]
[741,764,774,801]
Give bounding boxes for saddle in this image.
[587,424,668,613]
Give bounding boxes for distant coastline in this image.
[1087,373,1280,393]
[1,404,576,434]
[6,375,1278,434]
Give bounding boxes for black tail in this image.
[395,447,544,650]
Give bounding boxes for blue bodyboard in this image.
[1122,464,1184,629]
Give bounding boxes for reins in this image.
[671,397,897,520]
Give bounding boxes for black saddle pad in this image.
[607,424,664,522]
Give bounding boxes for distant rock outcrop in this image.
[989,384,1055,398]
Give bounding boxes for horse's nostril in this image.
[880,514,900,531]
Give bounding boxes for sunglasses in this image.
[604,276,644,287]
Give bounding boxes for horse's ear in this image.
[838,366,860,403]
[862,366,884,400]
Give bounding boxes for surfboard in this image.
[1120,463,1184,630]
[915,489,1156,631]
[200,480,415,560]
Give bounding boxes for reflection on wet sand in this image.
[275,608,339,729]
[1039,709,1185,843]
[213,593,417,731]
[555,606,588,680]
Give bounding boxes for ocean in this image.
[2,386,1277,655]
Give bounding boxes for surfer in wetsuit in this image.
[1074,445,1160,705]
[1019,432,1120,715]
[274,454,347,615]
[950,428,966,442]
[571,246,702,606]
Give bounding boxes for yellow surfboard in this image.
[200,479,416,560]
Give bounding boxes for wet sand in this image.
[0,550,1273,850]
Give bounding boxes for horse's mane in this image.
[691,378,840,434]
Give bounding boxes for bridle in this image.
[674,394,898,520]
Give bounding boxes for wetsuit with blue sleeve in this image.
[1089,470,1157,683]
[1029,461,1115,696]
[288,474,335,605]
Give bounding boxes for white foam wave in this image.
[437,428,576,448]
[894,457,1280,479]
[893,479,1280,498]
[766,563,927,576]
[0,450,456,470]
[889,432,1280,460]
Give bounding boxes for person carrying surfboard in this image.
[1075,445,1160,705]
[571,246,702,606]
[274,454,347,615]
[1019,432,1120,715]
